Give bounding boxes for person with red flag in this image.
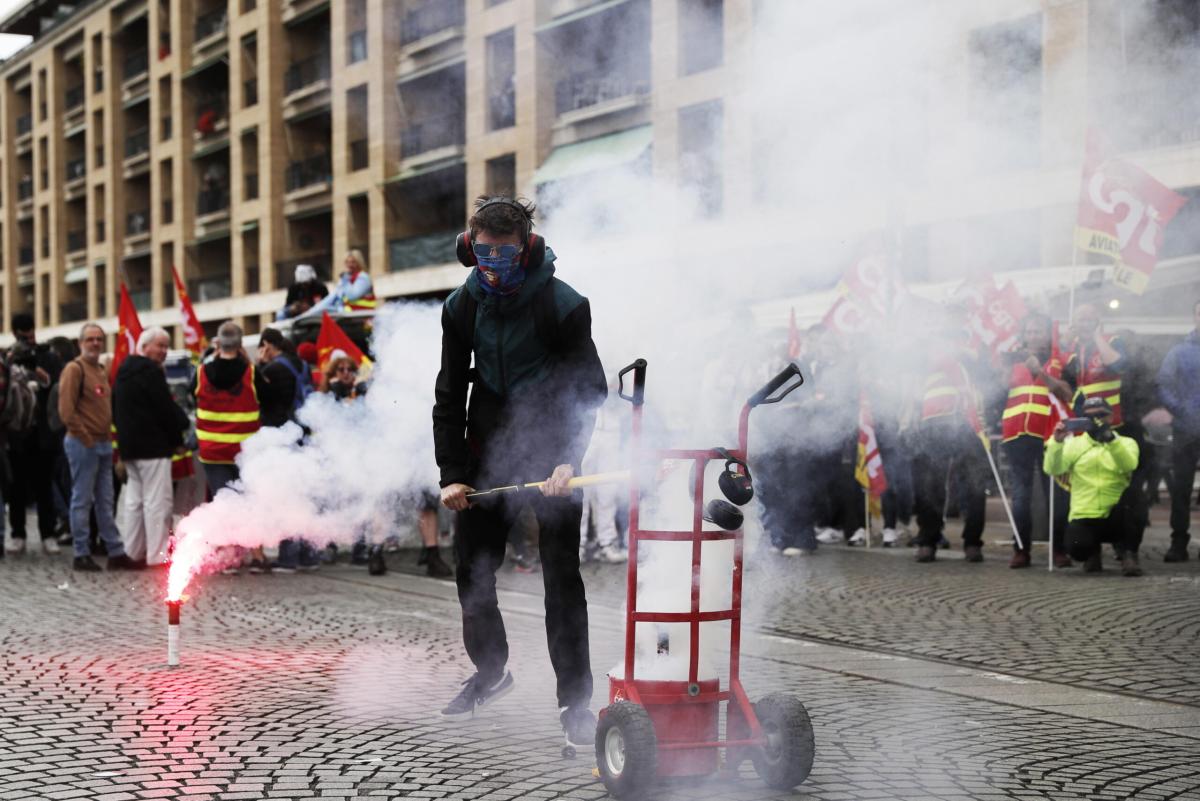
[315,312,371,375]
[1001,313,1073,569]
[57,323,138,571]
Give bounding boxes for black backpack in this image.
[452,281,561,353]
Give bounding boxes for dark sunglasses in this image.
[472,243,523,261]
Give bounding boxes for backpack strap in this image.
[533,280,561,353]
[454,290,478,348]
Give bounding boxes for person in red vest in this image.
[1001,313,1073,569]
[193,321,269,573]
[1063,303,1146,576]
[912,312,993,564]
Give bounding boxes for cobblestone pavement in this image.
[1,520,1199,800]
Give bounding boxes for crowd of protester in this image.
[749,298,1200,577]
[0,293,1196,580]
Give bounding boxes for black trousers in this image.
[6,436,59,541]
[1066,514,1127,561]
[1003,435,1068,553]
[1169,426,1200,547]
[913,420,988,548]
[454,492,592,711]
[1118,425,1149,554]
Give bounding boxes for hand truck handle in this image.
[617,358,647,406]
[748,363,804,408]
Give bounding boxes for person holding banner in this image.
[1001,314,1073,569]
[1044,398,1139,575]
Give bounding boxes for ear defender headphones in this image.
[456,198,545,269]
[715,447,754,506]
[703,499,744,531]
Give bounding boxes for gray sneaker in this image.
[440,671,514,719]
[560,706,597,748]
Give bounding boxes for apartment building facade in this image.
[0,0,1196,344]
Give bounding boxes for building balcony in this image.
[554,73,649,120]
[18,247,33,266]
[17,178,33,203]
[243,78,257,108]
[195,187,231,235]
[281,0,327,25]
[193,8,228,48]
[123,128,152,176]
[389,229,457,271]
[283,54,331,119]
[64,84,85,121]
[96,220,107,243]
[187,276,232,302]
[400,0,464,49]
[123,49,149,83]
[16,263,34,287]
[194,96,229,143]
[283,153,332,217]
[66,230,87,255]
[125,210,151,251]
[15,113,32,149]
[400,113,464,161]
[244,172,259,201]
[66,156,87,183]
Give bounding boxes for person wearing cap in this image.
[193,321,270,573]
[1044,397,1142,575]
[277,263,330,320]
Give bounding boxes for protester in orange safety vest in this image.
[912,312,993,564]
[1001,313,1073,569]
[193,321,269,573]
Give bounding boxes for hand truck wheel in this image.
[750,693,815,790]
[594,701,657,799]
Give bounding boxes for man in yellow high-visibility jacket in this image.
[1044,397,1141,576]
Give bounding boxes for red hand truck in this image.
[594,359,814,798]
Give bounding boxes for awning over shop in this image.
[533,124,652,186]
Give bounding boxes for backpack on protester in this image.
[0,359,39,434]
[273,353,314,414]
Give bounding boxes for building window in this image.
[678,100,723,217]
[968,13,1042,171]
[486,28,515,131]
[678,0,723,76]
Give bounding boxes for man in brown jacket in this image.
[58,322,136,571]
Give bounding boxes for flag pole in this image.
[865,491,872,549]
[1047,471,1055,571]
[1067,242,1079,323]
[982,441,1023,552]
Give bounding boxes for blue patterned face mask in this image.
[474,243,525,295]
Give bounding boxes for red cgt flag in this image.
[1075,128,1188,294]
[315,312,371,373]
[111,283,144,384]
[172,266,207,357]
[855,394,888,498]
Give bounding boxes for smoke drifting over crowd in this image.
[170,0,1189,606]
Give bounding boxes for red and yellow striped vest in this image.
[195,363,261,464]
[921,355,975,422]
[1001,357,1061,442]
[1071,338,1123,427]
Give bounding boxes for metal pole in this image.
[1067,241,1079,322]
[984,444,1023,552]
[1048,471,1055,571]
[865,491,872,549]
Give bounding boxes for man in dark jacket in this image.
[1158,299,1200,562]
[113,327,190,566]
[5,312,64,555]
[433,196,607,750]
[256,327,317,572]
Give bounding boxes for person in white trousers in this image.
[112,328,190,567]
